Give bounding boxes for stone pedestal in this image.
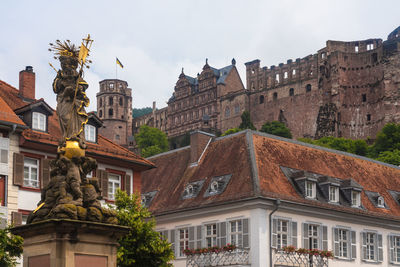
[11,219,129,267]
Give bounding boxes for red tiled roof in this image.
[0,96,25,126]
[141,131,400,221]
[0,79,154,170]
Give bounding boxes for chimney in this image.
[19,66,35,100]
[190,130,214,165]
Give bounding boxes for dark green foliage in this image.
[376,149,400,166]
[238,111,256,130]
[135,125,169,157]
[370,123,400,157]
[298,136,369,156]
[221,128,241,137]
[132,107,153,118]
[115,190,174,267]
[260,121,292,139]
[0,227,23,267]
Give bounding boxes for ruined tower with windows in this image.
[97,79,133,147]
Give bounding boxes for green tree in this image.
[260,121,292,139]
[115,190,174,267]
[221,128,241,137]
[135,125,168,157]
[298,136,369,156]
[238,111,256,130]
[132,107,153,118]
[376,149,400,166]
[0,227,23,266]
[371,123,400,157]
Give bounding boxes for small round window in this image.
[210,181,219,193]
[377,196,385,208]
[185,184,194,196]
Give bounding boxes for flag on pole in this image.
[116,57,124,68]
[78,42,89,65]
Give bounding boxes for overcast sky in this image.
[0,0,399,111]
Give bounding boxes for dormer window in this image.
[377,196,385,208]
[141,191,157,207]
[329,186,339,203]
[204,174,232,197]
[182,180,204,199]
[32,112,46,131]
[84,124,96,143]
[305,180,316,199]
[351,190,361,207]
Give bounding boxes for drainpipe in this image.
[269,199,280,267]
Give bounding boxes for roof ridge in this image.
[246,131,260,196]
[251,130,400,170]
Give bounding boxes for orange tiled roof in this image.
[0,96,25,126]
[141,130,400,221]
[0,79,154,169]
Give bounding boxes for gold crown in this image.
[49,40,79,60]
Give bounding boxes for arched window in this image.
[109,97,113,105]
[273,92,278,100]
[289,88,294,96]
[259,95,265,104]
[99,110,103,118]
[225,107,230,117]
[306,84,312,92]
[109,108,113,117]
[119,97,123,106]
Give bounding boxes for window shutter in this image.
[377,233,383,262]
[243,218,249,248]
[217,222,226,247]
[351,230,356,260]
[361,232,367,260]
[303,223,309,249]
[291,221,297,248]
[196,225,202,249]
[389,235,395,263]
[97,170,108,199]
[13,153,24,186]
[322,225,328,250]
[11,211,22,226]
[188,227,195,249]
[271,218,277,249]
[333,228,339,257]
[41,158,51,189]
[125,174,131,195]
[169,230,175,256]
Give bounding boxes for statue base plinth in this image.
[11,219,128,267]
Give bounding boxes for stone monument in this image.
[11,35,128,267]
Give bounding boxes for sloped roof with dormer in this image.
[141,130,400,221]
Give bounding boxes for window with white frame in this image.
[352,190,361,207]
[277,219,289,249]
[305,181,316,199]
[205,224,217,248]
[84,124,96,142]
[377,196,385,208]
[362,231,382,262]
[329,186,339,203]
[108,173,121,200]
[32,112,46,131]
[338,229,348,258]
[389,235,400,263]
[24,157,39,188]
[179,228,189,257]
[230,220,243,247]
[366,233,376,260]
[308,224,319,249]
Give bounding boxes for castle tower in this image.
[97,79,133,147]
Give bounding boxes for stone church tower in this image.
[97,79,133,147]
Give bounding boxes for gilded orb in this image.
[59,140,85,159]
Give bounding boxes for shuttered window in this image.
[108,173,121,200]
[389,235,400,263]
[333,228,356,259]
[272,218,298,249]
[228,218,249,248]
[361,231,383,262]
[302,223,327,250]
[23,157,39,188]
